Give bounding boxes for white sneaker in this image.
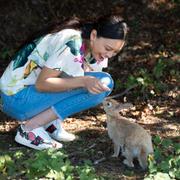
[15,125,63,150]
[45,119,76,142]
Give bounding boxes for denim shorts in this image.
[0,72,114,121]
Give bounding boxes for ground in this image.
[0,0,179,179]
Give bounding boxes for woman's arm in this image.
[35,66,110,94]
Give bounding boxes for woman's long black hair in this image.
[18,14,128,50]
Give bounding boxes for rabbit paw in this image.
[111,153,119,158]
[123,159,134,168]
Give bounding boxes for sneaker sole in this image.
[15,133,62,150]
[51,134,76,142]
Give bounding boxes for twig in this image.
[68,151,82,157]
[106,84,138,100]
[93,157,106,165]
[9,146,26,151]
[84,143,96,152]
[68,143,96,157]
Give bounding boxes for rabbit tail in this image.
[138,146,148,170]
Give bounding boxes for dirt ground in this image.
[0,0,179,179]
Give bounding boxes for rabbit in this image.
[103,98,153,170]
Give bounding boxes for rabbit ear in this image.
[115,103,133,111]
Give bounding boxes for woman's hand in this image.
[83,76,110,94]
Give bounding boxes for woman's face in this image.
[90,30,125,63]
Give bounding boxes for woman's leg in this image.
[1,72,113,149]
[24,108,57,131]
[23,72,114,131]
[1,86,87,121]
[2,72,113,129]
[52,72,114,120]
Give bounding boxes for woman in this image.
[0,14,128,150]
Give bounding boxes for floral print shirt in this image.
[0,29,108,95]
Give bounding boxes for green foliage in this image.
[76,160,104,180]
[0,149,103,179]
[0,154,13,176]
[152,58,167,79]
[114,79,123,90]
[117,57,179,98]
[25,149,70,179]
[145,136,180,180]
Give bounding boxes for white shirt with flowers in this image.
[0,29,108,96]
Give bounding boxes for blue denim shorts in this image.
[1,72,114,121]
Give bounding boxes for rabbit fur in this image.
[103,98,153,170]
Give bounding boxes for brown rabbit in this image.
[103,98,153,170]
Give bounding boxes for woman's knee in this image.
[100,72,114,90]
[85,71,114,90]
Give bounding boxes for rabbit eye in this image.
[107,102,112,107]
